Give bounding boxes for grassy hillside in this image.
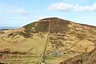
[0,17,96,64]
[59,47,96,64]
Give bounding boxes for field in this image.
[0,53,80,64]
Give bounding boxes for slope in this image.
[0,17,96,64]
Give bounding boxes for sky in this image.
[0,0,96,27]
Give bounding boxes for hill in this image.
[0,17,96,64]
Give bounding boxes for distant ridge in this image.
[0,27,18,30]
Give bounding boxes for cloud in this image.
[0,4,30,26]
[92,3,96,11]
[74,3,96,12]
[73,4,92,12]
[48,2,96,12]
[9,9,28,16]
[48,3,73,11]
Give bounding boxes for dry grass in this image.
[0,17,96,64]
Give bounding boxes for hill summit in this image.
[24,17,70,33]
